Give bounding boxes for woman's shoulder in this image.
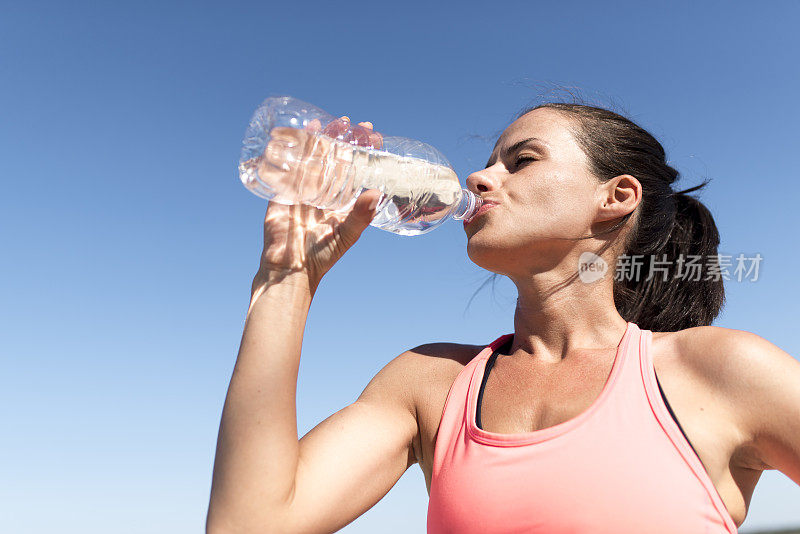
[394,341,488,469]
[393,341,488,382]
[651,324,770,365]
[369,340,493,413]
[650,324,788,397]
[388,341,488,419]
[653,325,800,477]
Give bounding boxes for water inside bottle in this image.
[239,127,463,235]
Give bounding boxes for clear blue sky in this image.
[2,1,798,532]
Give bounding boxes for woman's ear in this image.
[595,174,642,223]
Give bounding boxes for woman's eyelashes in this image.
[514,155,538,168]
[482,154,538,171]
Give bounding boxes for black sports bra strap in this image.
[654,371,703,461]
[476,338,512,430]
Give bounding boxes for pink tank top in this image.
[427,321,738,533]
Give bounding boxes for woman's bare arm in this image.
[206,272,420,534]
[207,115,420,533]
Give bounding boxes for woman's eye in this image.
[515,156,537,167]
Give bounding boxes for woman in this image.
[206,104,800,533]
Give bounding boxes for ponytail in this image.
[614,180,725,332]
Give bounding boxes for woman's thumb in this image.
[338,190,382,247]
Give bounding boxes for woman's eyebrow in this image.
[485,137,548,168]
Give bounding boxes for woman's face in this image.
[464,108,606,278]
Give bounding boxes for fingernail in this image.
[368,197,379,211]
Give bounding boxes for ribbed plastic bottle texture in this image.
[239,96,482,236]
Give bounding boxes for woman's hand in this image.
[255,117,383,295]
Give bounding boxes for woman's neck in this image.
[509,272,627,363]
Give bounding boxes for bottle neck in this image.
[450,189,483,220]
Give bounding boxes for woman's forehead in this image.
[493,108,575,153]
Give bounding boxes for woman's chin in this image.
[467,241,507,270]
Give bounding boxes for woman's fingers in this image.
[352,121,382,149]
[305,118,322,132]
[319,116,382,149]
[322,117,350,138]
[368,130,383,149]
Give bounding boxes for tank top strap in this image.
[637,327,739,533]
[430,334,512,478]
[607,321,644,392]
[590,321,656,422]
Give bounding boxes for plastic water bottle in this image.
[238,96,484,236]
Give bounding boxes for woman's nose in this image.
[466,168,500,194]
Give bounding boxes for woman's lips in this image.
[463,202,498,226]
